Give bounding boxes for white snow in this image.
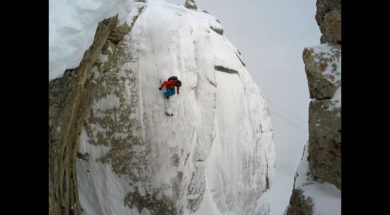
[293,143,341,215]
[77,129,133,215]
[49,0,133,80]
[97,54,108,63]
[73,0,274,214]
[328,86,341,111]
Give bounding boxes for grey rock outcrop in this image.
[304,44,341,100]
[308,98,341,188]
[316,0,341,44]
[185,0,198,10]
[304,44,341,189]
[285,190,313,215]
[285,0,341,214]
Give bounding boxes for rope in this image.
[269,109,308,134]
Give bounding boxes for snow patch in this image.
[97,54,109,63]
[328,86,341,111]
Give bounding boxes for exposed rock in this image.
[315,0,341,44]
[109,23,131,45]
[286,142,341,215]
[285,189,313,215]
[236,52,246,67]
[185,0,198,10]
[214,65,239,74]
[210,26,224,35]
[286,44,341,214]
[76,152,90,161]
[308,100,341,188]
[303,44,341,100]
[124,191,179,215]
[305,41,341,183]
[285,0,341,213]
[96,40,116,73]
[320,9,341,44]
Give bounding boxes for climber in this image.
[159,76,182,99]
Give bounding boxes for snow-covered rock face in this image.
[49,16,122,215]
[76,1,274,215]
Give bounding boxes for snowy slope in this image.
[76,1,275,214]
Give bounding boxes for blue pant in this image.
[163,88,175,98]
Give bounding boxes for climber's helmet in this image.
[175,80,182,87]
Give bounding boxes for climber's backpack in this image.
[168,76,178,81]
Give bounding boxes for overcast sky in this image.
[166,0,321,214]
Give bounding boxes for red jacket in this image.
[160,80,180,93]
